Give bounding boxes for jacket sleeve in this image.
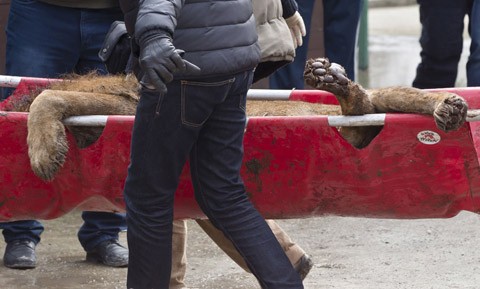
[280,0,298,19]
[135,0,185,42]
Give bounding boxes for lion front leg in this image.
[369,87,468,132]
[27,90,137,181]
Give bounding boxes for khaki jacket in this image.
[252,0,295,82]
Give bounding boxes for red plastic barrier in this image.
[1,78,480,221]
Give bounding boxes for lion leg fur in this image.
[368,88,467,132]
[27,90,138,181]
[304,57,468,147]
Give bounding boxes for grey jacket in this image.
[119,0,261,79]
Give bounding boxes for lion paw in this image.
[304,58,350,94]
[433,95,468,132]
[27,124,68,181]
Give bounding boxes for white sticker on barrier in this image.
[417,130,441,145]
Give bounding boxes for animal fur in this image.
[10,58,468,181]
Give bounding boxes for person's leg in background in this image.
[269,0,315,89]
[71,7,128,267]
[3,0,127,268]
[78,212,128,267]
[1,0,83,270]
[467,0,480,86]
[170,220,188,289]
[196,219,313,280]
[322,0,363,80]
[413,0,470,88]
[269,0,362,89]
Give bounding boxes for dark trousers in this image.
[1,0,126,251]
[124,70,303,289]
[413,0,480,88]
[269,0,363,89]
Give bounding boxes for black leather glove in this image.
[138,32,200,93]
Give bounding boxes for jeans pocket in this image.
[181,78,235,127]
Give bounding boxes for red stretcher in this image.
[1,76,480,221]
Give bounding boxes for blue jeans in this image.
[413,0,480,88]
[269,0,363,89]
[124,71,303,289]
[1,0,126,251]
[3,0,122,97]
[468,0,480,86]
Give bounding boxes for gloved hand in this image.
[98,21,131,74]
[138,32,200,93]
[285,11,306,49]
[104,34,132,74]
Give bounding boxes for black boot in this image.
[3,239,37,269]
[86,239,128,267]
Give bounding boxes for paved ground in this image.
[1,3,478,289]
[2,212,480,289]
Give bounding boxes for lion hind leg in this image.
[304,57,381,148]
[369,88,468,132]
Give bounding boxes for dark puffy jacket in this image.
[119,0,261,79]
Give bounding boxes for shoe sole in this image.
[4,262,36,269]
[86,252,128,267]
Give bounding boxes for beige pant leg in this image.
[195,219,305,272]
[265,219,306,266]
[170,219,188,289]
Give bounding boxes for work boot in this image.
[3,239,37,269]
[294,254,314,280]
[86,239,128,267]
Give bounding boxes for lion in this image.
[7,58,467,181]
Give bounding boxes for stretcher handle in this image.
[0,75,55,88]
[0,75,22,88]
[62,111,480,127]
[62,114,389,127]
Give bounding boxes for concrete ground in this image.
[0,4,478,289]
[3,212,480,289]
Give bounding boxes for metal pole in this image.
[0,75,22,88]
[61,110,480,127]
[358,0,369,71]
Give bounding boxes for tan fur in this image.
[304,58,468,148]
[12,59,467,181]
